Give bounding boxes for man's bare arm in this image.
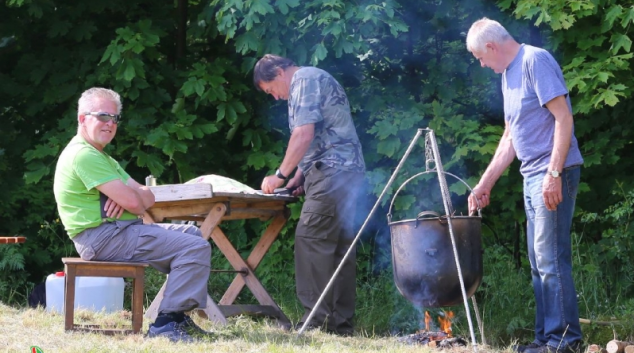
[96,178,156,215]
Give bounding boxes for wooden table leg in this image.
[220,211,288,304]
[210,224,291,327]
[199,203,227,241]
[144,280,166,321]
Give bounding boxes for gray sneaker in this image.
[147,321,195,343]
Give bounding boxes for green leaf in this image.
[610,33,632,55]
[602,5,623,33]
[195,79,205,96]
[235,32,259,54]
[161,139,188,156]
[182,77,198,97]
[621,8,634,28]
[123,62,136,81]
[377,136,401,157]
[311,43,328,65]
[217,103,226,122]
[199,123,218,134]
[230,100,247,114]
[251,0,275,15]
[24,163,49,184]
[172,98,185,113]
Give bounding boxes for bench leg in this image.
[132,267,145,333]
[64,264,76,331]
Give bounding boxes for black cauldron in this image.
[387,172,483,308]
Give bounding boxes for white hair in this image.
[466,17,513,53]
[77,87,122,115]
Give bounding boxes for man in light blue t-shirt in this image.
[465,18,584,353]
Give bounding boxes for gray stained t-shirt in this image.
[288,67,366,174]
[502,44,583,178]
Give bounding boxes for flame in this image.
[438,311,454,336]
[424,311,431,331]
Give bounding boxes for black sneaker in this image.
[147,321,195,343]
[327,327,354,337]
[182,315,214,337]
[513,342,544,353]
[525,342,583,353]
[294,322,321,332]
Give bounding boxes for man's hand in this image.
[542,174,563,211]
[285,172,305,196]
[104,198,125,219]
[468,184,491,215]
[261,175,286,194]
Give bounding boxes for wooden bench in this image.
[0,236,26,244]
[62,257,148,335]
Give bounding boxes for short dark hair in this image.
[253,54,296,90]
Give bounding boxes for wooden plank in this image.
[0,237,26,244]
[72,327,135,335]
[213,191,296,202]
[199,203,227,241]
[149,183,213,202]
[195,294,228,325]
[147,202,220,223]
[218,304,282,318]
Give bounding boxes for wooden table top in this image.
[146,183,297,222]
[149,183,296,203]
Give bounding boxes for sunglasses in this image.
[83,112,122,124]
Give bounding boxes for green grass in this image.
[0,302,492,353]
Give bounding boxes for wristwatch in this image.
[549,170,560,178]
[275,168,288,180]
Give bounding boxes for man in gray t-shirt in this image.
[466,18,584,353]
[254,54,365,336]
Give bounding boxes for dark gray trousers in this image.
[295,162,364,332]
[72,219,211,314]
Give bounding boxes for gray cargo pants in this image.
[72,219,211,313]
[295,162,364,333]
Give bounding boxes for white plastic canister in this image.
[45,272,124,314]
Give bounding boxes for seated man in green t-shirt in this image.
[53,87,211,342]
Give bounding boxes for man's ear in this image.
[78,114,85,124]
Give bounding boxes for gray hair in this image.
[253,54,296,90]
[77,87,122,115]
[466,17,513,53]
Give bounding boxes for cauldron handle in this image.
[387,171,482,223]
[415,210,442,228]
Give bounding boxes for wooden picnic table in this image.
[142,183,297,328]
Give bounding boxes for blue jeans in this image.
[524,166,582,347]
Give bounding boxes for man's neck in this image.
[77,132,105,152]
[502,40,522,71]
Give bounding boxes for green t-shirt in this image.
[53,136,137,238]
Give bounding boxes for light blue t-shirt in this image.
[502,44,583,178]
[288,67,365,174]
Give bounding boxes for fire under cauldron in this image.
[388,172,483,308]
